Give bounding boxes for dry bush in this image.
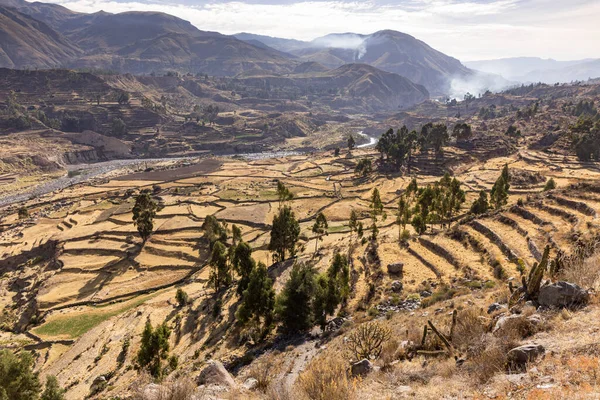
[346,322,391,361]
[297,355,355,400]
[559,242,600,290]
[379,338,400,369]
[132,376,196,400]
[451,308,488,356]
[464,336,515,383]
[248,352,278,392]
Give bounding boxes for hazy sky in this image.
[45,0,600,61]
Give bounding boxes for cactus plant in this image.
[509,245,550,308]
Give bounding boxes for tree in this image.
[17,207,28,219]
[0,350,41,400]
[275,263,318,333]
[543,178,556,192]
[369,188,384,240]
[314,252,350,327]
[232,224,243,245]
[490,164,510,209]
[41,376,65,400]
[571,118,600,161]
[349,209,358,239]
[420,123,449,157]
[208,241,231,292]
[201,215,227,249]
[233,241,255,295]
[237,262,275,334]
[397,195,412,238]
[175,288,188,307]
[137,319,171,378]
[348,135,356,150]
[470,190,489,215]
[117,92,130,105]
[276,181,293,206]
[311,212,328,253]
[268,206,300,262]
[463,92,475,109]
[111,117,127,136]
[452,123,472,142]
[355,158,372,176]
[132,189,157,243]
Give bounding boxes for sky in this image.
[44,0,600,61]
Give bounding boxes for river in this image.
[356,131,378,148]
[0,134,377,208]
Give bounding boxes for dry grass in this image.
[247,352,279,392]
[296,355,356,400]
[560,241,600,290]
[132,375,196,400]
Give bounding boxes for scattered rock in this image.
[197,360,237,389]
[325,317,346,332]
[487,303,504,314]
[538,281,589,309]
[507,344,545,371]
[420,290,432,298]
[351,359,373,376]
[243,378,258,390]
[387,262,404,275]
[391,280,403,293]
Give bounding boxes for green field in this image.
[33,293,157,339]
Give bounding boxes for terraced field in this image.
[0,147,599,399]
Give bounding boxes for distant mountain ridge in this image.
[465,57,600,83]
[235,30,473,95]
[0,0,504,98]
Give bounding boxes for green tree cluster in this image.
[490,164,510,209]
[137,319,171,378]
[409,174,466,234]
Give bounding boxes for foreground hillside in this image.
[1,138,600,398]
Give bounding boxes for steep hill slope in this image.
[0,0,297,76]
[0,6,80,68]
[238,63,429,111]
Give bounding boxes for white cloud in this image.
[45,0,600,61]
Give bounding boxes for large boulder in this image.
[196,360,236,389]
[507,344,545,371]
[538,281,589,309]
[351,359,372,376]
[387,263,404,275]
